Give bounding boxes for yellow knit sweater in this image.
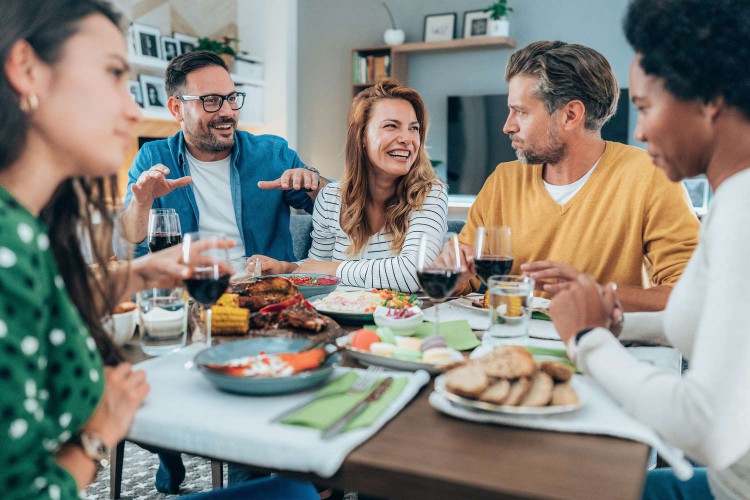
[458,142,700,291]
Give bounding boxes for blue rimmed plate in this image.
[194,338,339,396]
[262,274,340,298]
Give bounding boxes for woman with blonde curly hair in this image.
[255,79,448,292]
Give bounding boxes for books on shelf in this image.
[353,53,390,84]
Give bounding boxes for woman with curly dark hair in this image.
[548,0,750,499]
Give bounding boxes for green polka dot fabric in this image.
[0,186,104,499]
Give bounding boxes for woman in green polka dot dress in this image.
[0,1,229,498]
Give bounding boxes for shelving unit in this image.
[351,36,516,97]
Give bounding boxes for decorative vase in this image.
[384,29,405,45]
[488,18,510,37]
[219,53,234,71]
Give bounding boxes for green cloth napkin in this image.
[282,373,408,432]
[366,320,480,351]
[525,346,579,373]
[532,311,551,321]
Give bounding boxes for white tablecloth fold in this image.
[129,344,430,477]
[429,375,694,480]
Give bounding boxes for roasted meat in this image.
[247,312,280,330]
[280,302,328,333]
[235,277,297,311]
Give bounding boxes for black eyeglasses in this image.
[177,92,246,113]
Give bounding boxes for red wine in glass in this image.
[148,232,182,253]
[183,269,231,307]
[474,257,514,284]
[416,269,460,302]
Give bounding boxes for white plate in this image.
[335,336,463,375]
[450,296,551,313]
[433,374,583,415]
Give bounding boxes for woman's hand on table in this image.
[83,363,150,448]
[549,274,618,343]
[295,260,340,276]
[250,254,298,275]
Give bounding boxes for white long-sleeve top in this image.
[307,182,448,293]
[575,169,750,500]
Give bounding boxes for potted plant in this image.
[196,36,238,70]
[485,0,513,37]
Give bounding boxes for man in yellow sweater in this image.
[454,41,700,311]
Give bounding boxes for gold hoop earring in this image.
[20,92,38,113]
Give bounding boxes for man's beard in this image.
[511,124,567,165]
[186,116,236,153]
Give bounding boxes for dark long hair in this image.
[1,0,125,364]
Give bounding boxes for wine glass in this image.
[182,232,231,347]
[473,226,512,286]
[148,208,182,252]
[416,232,463,337]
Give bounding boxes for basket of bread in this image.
[434,345,582,415]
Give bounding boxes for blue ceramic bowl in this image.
[195,338,338,396]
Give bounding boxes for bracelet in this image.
[302,166,320,192]
[566,328,594,365]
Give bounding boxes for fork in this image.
[270,365,383,423]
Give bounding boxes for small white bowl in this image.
[372,305,423,336]
[103,309,137,346]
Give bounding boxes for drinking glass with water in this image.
[139,287,188,356]
[485,275,535,346]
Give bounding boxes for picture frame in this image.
[683,177,710,216]
[424,13,457,42]
[173,32,199,55]
[127,80,143,108]
[132,23,162,59]
[161,36,180,62]
[463,10,491,38]
[139,74,168,111]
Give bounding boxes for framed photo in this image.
[139,74,168,111]
[127,80,143,108]
[463,10,491,38]
[683,177,710,216]
[132,23,162,59]
[173,32,198,54]
[161,36,180,62]
[424,13,457,42]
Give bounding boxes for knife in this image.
[321,376,393,439]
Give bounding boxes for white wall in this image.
[237,0,298,146]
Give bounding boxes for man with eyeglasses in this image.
[121,50,327,265]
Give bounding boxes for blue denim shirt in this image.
[123,130,314,260]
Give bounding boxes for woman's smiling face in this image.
[364,98,421,180]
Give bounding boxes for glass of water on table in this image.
[485,275,535,346]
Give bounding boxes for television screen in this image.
[447,90,630,195]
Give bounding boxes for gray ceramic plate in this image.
[343,346,463,375]
[262,274,340,299]
[194,338,338,396]
[306,293,375,325]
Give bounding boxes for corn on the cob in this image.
[216,293,240,308]
[208,305,249,334]
[506,296,523,317]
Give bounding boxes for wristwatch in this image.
[74,431,110,464]
[566,327,594,365]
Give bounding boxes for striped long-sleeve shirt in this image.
[307,182,448,292]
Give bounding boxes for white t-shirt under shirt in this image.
[184,150,245,259]
[543,158,600,205]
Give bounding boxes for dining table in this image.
[112,295,651,500]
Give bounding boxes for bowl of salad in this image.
[372,305,424,335]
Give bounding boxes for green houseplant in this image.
[485,0,512,37]
[196,36,238,69]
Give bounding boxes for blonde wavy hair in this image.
[341,78,441,256]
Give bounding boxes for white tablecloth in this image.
[430,375,694,480]
[129,344,430,477]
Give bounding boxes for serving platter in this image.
[194,337,339,395]
[433,375,583,415]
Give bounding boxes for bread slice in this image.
[478,379,511,405]
[540,361,574,382]
[520,371,554,407]
[482,346,536,379]
[445,363,489,399]
[551,382,580,406]
[503,377,532,406]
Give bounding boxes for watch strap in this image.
[75,431,110,464]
